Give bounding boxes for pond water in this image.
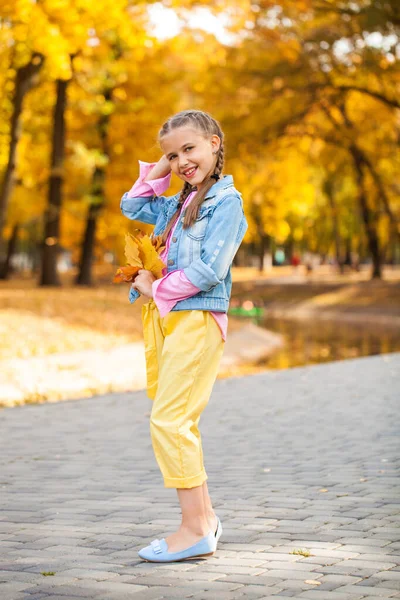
[255,316,400,370]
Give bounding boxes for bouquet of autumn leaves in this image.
[114,222,166,284]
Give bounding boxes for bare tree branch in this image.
[335,85,400,109]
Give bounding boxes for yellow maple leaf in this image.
[124,233,142,267]
[138,235,166,279]
[114,229,166,284]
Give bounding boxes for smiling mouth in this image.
[182,167,197,178]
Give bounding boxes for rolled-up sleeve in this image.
[183,194,248,291]
[152,270,201,317]
[127,161,172,198]
[120,161,172,224]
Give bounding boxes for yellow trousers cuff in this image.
[163,470,208,489]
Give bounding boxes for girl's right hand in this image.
[143,155,171,182]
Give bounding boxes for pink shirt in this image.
[127,161,228,341]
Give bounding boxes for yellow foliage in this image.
[137,235,165,279]
[114,232,166,283]
[124,234,142,267]
[275,220,291,244]
[1,0,399,273]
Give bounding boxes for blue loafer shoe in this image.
[138,530,216,563]
[215,515,222,543]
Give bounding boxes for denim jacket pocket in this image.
[186,207,213,241]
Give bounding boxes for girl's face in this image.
[160,126,220,188]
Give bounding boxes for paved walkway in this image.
[0,353,399,600]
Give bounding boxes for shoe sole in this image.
[140,551,215,563]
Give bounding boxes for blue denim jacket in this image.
[120,175,248,313]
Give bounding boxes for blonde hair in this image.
[158,110,225,244]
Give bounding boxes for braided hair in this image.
[158,110,225,245]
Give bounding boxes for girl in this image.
[120,110,248,562]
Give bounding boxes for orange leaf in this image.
[151,234,165,251]
[113,265,140,283]
[113,228,166,285]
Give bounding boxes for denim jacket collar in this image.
[204,175,234,200]
[168,175,234,211]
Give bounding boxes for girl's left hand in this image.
[131,269,156,298]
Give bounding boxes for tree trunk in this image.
[258,234,265,272]
[76,89,112,286]
[351,146,382,279]
[344,238,352,266]
[0,223,19,279]
[324,179,344,274]
[354,147,400,246]
[40,78,69,286]
[75,188,102,286]
[0,53,44,246]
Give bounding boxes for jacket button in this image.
[167,259,174,265]
[172,237,177,243]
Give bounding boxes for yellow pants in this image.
[141,299,225,489]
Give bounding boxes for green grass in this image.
[290,548,312,557]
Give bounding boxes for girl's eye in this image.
[168,155,177,161]
[184,146,193,152]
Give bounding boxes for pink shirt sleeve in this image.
[152,270,201,317]
[127,160,171,198]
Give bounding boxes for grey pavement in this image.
[0,352,399,600]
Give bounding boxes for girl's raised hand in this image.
[143,155,171,182]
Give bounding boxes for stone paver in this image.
[0,352,399,600]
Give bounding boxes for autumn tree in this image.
[198,0,399,277]
[0,53,44,243]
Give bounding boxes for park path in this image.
[0,352,399,600]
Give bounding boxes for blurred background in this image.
[0,0,399,407]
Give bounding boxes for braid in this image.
[179,181,193,205]
[160,182,193,245]
[214,144,224,178]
